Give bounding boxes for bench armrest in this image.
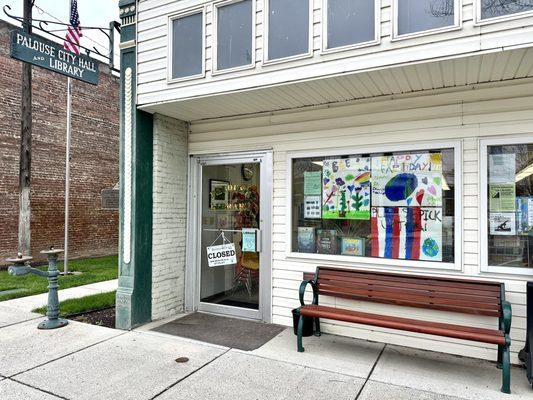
[501,300,512,335]
[299,280,318,307]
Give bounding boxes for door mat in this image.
[152,312,286,351]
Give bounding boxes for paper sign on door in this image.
[206,243,237,267]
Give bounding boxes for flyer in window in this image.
[489,184,516,212]
[489,154,515,184]
[489,212,516,236]
[303,195,321,219]
[322,157,371,220]
[371,153,442,207]
[304,171,322,195]
[370,206,442,261]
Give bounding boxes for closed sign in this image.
[206,243,237,267]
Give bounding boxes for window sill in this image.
[320,38,380,56]
[211,62,256,76]
[286,251,461,273]
[391,24,462,42]
[474,10,533,27]
[167,72,206,85]
[262,51,314,67]
[481,265,533,278]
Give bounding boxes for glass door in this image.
[195,153,271,320]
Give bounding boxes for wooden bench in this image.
[296,267,512,394]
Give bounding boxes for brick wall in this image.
[151,113,188,320]
[0,21,119,265]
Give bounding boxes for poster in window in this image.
[371,153,442,207]
[489,184,516,212]
[340,237,365,256]
[516,197,533,234]
[370,206,443,261]
[489,154,515,184]
[316,229,338,254]
[297,227,316,253]
[489,212,516,236]
[303,195,321,219]
[304,171,322,195]
[322,157,371,220]
[209,180,229,210]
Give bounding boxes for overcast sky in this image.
[1,0,120,62]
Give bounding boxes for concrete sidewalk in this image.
[0,279,118,312]
[0,305,531,400]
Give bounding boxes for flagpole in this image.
[64,76,72,275]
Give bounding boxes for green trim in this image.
[116,10,153,330]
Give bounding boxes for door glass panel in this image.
[200,162,261,310]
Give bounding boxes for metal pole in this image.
[64,77,72,275]
[19,0,33,256]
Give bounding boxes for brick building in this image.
[0,20,119,265]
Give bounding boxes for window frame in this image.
[479,135,533,276]
[286,140,463,272]
[212,0,256,75]
[474,0,533,26]
[391,0,462,41]
[263,0,314,66]
[167,6,206,84]
[321,0,381,55]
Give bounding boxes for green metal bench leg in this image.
[501,344,511,394]
[497,344,503,369]
[314,317,321,337]
[297,315,305,352]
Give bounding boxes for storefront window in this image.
[486,143,533,269]
[326,0,375,49]
[480,0,533,20]
[171,11,203,79]
[216,0,253,71]
[291,148,455,263]
[397,0,456,36]
[267,0,310,61]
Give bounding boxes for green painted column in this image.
[116,0,153,330]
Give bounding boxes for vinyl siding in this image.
[136,0,533,107]
[187,79,533,364]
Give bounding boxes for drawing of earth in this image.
[385,173,418,202]
[422,238,439,258]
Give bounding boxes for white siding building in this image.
[117,0,533,367]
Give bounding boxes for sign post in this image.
[18,0,32,258]
[64,77,72,275]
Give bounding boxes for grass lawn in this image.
[33,291,116,316]
[0,255,118,302]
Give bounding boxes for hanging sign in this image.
[206,243,237,267]
[10,29,100,85]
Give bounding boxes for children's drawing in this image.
[322,158,371,220]
[371,153,443,207]
[371,206,443,261]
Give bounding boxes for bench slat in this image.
[318,269,501,294]
[316,279,500,306]
[300,305,505,345]
[318,273,501,298]
[318,289,501,316]
[317,283,501,312]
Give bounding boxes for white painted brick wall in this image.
[152,113,188,320]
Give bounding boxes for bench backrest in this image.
[304,267,503,317]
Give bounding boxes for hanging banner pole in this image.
[64,77,72,275]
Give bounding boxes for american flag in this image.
[63,0,82,55]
